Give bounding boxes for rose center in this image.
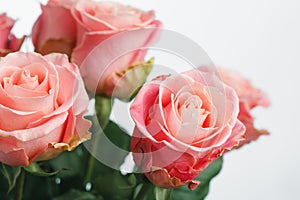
[3,68,40,90]
[175,92,210,127]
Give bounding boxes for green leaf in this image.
[0,163,21,193]
[133,183,154,200]
[22,172,58,200]
[172,157,223,200]
[48,145,88,178]
[23,162,67,177]
[93,170,137,200]
[53,189,100,200]
[80,117,128,187]
[155,187,173,200]
[85,119,140,199]
[95,96,113,129]
[0,171,8,197]
[104,121,131,152]
[91,120,131,170]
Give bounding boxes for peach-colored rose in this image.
[0,52,91,166]
[130,67,245,190]
[32,0,78,56]
[218,68,270,146]
[71,0,162,96]
[0,13,25,57]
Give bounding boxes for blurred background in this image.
[1,0,299,199]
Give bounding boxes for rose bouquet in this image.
[0,0,270,199]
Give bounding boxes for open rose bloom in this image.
[130,67,248,190]
[71,0,161,65]
[32,0,162,98]
[0,52,91,166]
[72,0,162,97]
[0,13,25,57]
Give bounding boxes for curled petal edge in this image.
[146,167,200,191]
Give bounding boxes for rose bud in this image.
[0,13,25,57]
[0,52,91,166]
[130,67,246,190]
[32,0,78,57]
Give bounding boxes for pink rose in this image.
[218,68,270,146]
[71,0,162,96]
[32,0,78,56]
[0,52,91,166]
[130,67,246,190]
[0,13,25,57]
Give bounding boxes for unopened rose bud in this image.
[0,14,25,57]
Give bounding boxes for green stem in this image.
[135,183,152,200]
[83,96,113,188]
[83,157,93,187]
[15,168,25,200]
[82,128,99,188]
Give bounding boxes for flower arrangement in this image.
[0,0,270,199]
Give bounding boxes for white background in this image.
[1,0,300,199]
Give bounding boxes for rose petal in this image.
[0,13,15,48]
[32,3,76,56]
[0,148,29,166]
[218,68,271,108]
[27,65,79,128]
[8,35,26,52]
[75,25,162,94]
[0,112,68,142]
[0,104,44,131]
[72,1,156,31]
[237,102,269,146]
